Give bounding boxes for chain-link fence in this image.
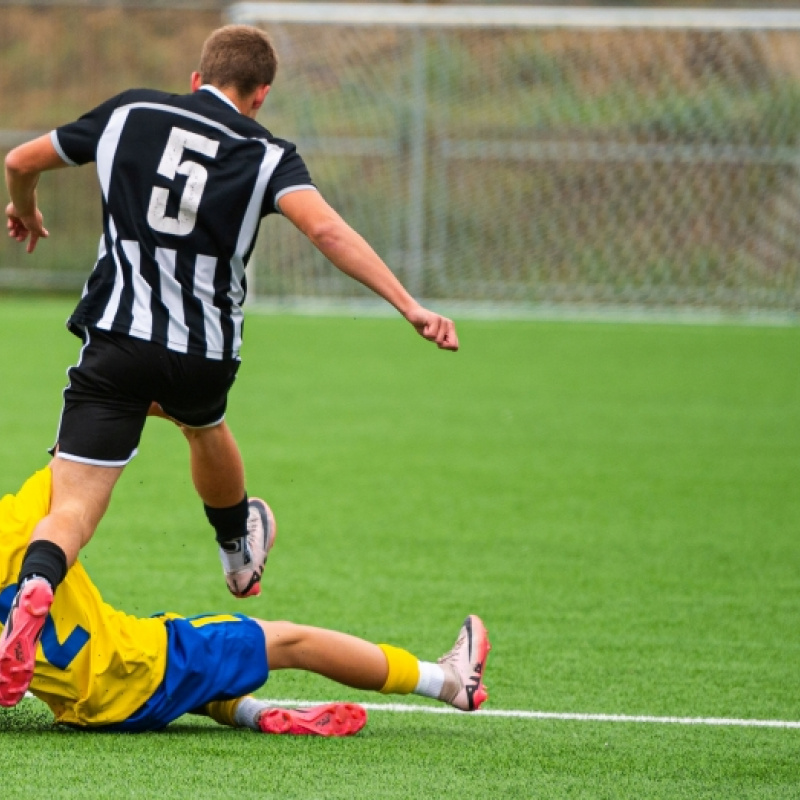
[2,3,799,318]
[233,4,800,316]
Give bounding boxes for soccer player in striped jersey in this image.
[0,466,490,734]
[1,25,459,704]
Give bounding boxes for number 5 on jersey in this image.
[147,127,219,236]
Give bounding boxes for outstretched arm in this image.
[278,189,459,351]
[5,134,68,253]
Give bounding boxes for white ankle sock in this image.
[22,574,53,590]
[233,697,270,730]
[413,661,446,699]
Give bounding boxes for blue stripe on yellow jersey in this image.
[0,468,168,726]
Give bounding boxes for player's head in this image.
[198,25,278,97]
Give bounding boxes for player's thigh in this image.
[48,458,124,544]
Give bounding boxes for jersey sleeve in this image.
[50,92,129,166]
[262,140,316,215]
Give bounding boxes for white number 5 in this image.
[147,127,220,236]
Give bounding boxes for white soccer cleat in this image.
[437,614,491,711]
[218,498,276,598]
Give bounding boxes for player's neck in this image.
[190,72,268,119]
[218,87,252,117]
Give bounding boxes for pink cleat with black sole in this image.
[0,578,53,707]
[258,702,367,736]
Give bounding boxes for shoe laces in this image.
[246,505,267,542]
[438,629,467,669]
[436,629,468,704]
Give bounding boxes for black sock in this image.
[205,495,249,544]
[19,540,68,591]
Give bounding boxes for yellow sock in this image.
[203,697,243,728]
[378,644,420,695]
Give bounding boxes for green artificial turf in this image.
[0,298,798,798]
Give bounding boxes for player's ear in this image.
[190,71,203,92]
[251,84,270,112]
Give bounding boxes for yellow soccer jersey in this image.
[0,468,168,727]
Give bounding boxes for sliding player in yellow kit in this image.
[0,465,490,734]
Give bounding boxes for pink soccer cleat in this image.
[0,578,53,707]
[258,703,367,736]
[437,614,491,711]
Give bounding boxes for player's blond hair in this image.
[198,25,278,96]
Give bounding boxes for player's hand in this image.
[6,202,48,253]
[404,305,459,351]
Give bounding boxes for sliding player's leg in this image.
[260,617,491,712]
[202,697,368,737]
[201,616,491,736]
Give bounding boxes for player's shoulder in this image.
[112,87,176,107]
[168,90,272,138]
[111,87,301,156]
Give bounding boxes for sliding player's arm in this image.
[5,134,68,253]
[278,188,459,351]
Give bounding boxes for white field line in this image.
[21,693,800,729]
[260,699,800,730]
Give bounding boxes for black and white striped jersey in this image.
[51,85,315,360]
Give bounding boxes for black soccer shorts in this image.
[54,328,240,466]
